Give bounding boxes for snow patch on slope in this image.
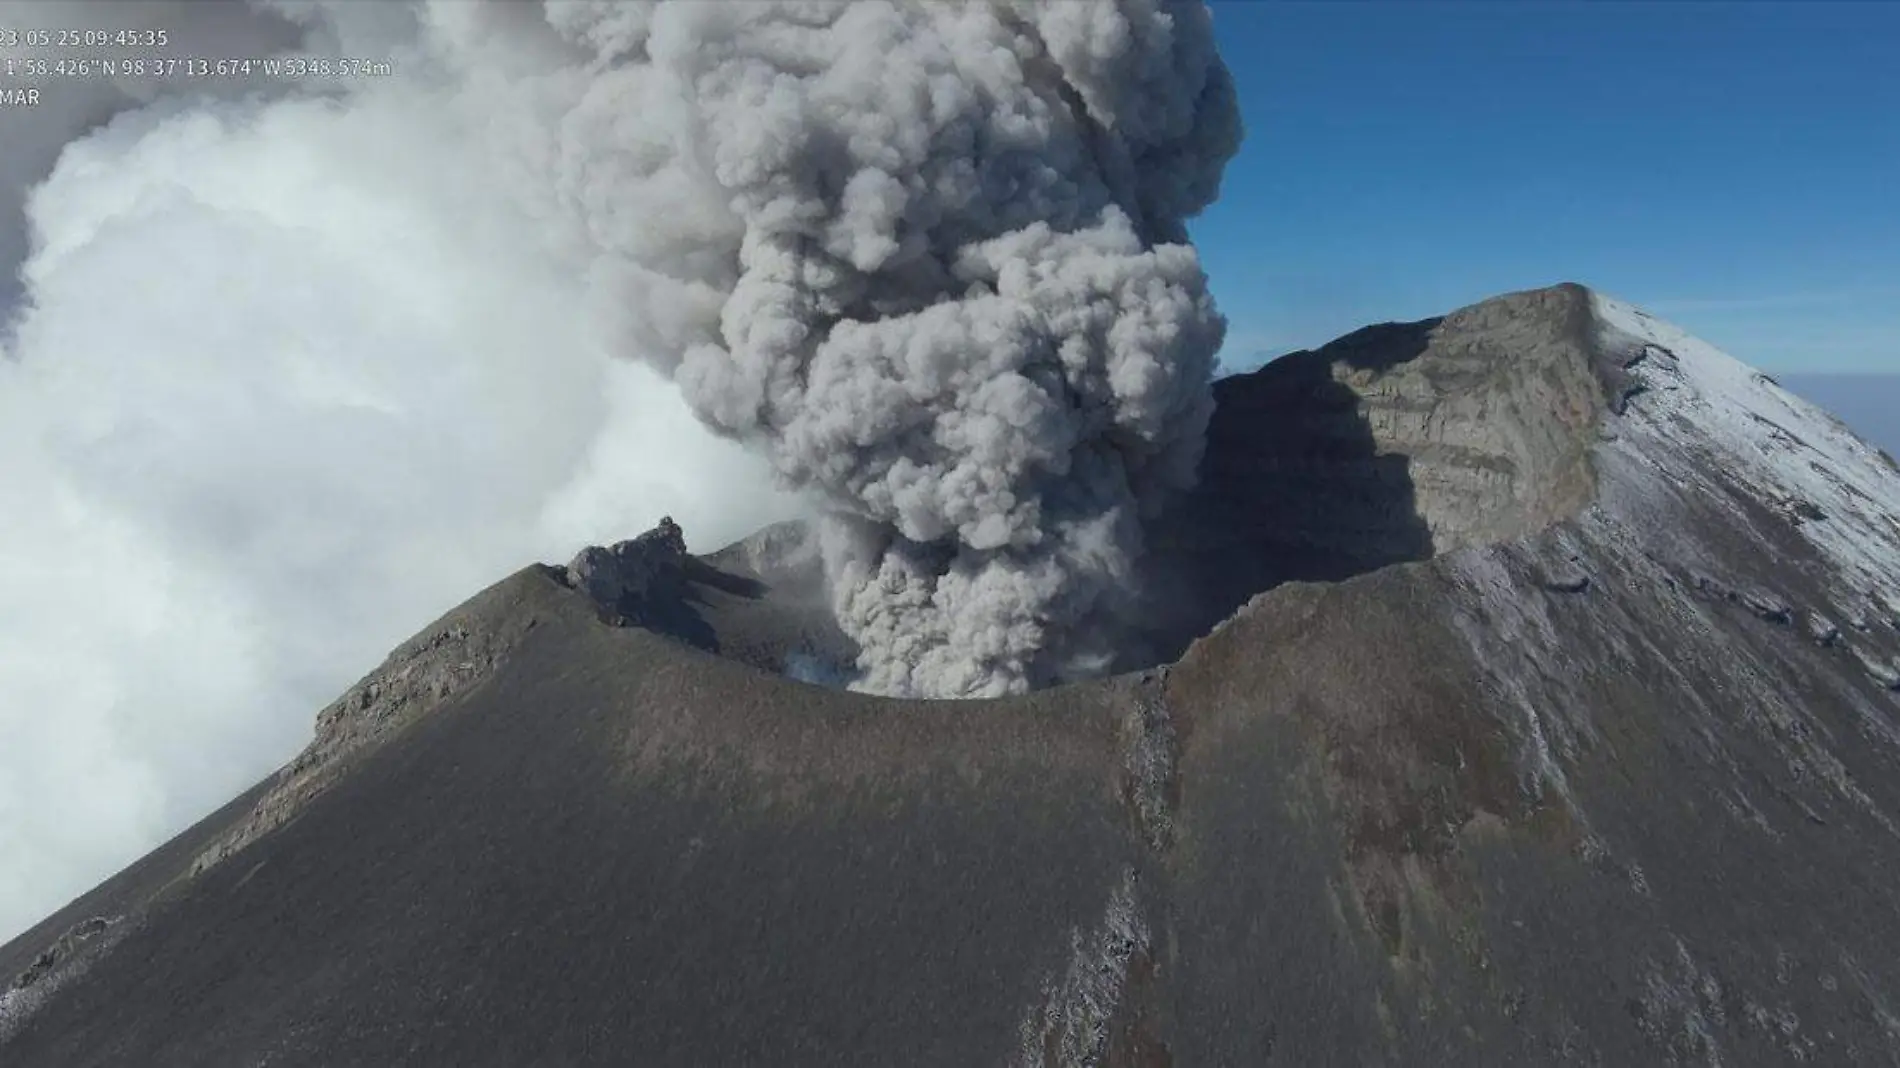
[1593,294,1900,639]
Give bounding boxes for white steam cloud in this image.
[0,0,798,942]
[0,0,1237,941]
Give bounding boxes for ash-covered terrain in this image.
[4,283,1900,1066]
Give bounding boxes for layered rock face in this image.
[1191,285,1614,558]
[6,285,1900,1067]
[1140,283,1628,659]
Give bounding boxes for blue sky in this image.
[1192,1,1900,373]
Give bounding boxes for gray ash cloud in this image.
[493,0,1243,695]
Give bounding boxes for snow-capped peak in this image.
[1591,292,1900,632]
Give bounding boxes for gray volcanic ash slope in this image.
[7,284,1900,1066]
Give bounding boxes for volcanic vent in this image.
[546,284,1643,690]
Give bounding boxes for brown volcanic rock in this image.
[1135,282,1634,662]
[6,284,1900,1066]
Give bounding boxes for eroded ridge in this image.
[189,574,548,878]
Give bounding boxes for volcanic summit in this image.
[4,284,1900,1066]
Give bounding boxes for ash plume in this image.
[474,0,1244,696]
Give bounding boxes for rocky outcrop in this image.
[1142,282,1619,661]
[1172,283,1611,562]
[187,570,552,879]
[192,516,717,883]
[0,916,121,1045]
[559,516,720,651]
[8,917,112,994]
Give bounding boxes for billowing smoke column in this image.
[483,0,1244,696]
[6,0,1239,702]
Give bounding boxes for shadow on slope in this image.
[1137,321,1439,664]
[1137,282,1618,666]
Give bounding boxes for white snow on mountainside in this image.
[1593,293,1900,666]
[1781,375,1900,460]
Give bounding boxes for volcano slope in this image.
[6,284,1900,1066]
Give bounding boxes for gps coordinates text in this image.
[3,55,396,81]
